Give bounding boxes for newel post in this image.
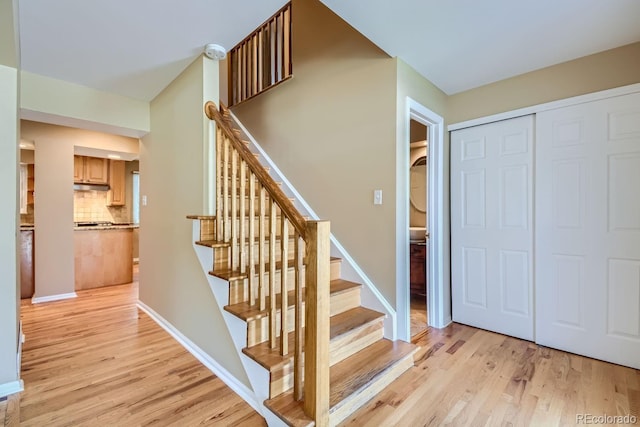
[303,220,331,426]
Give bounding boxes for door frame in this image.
[397,97,450,341]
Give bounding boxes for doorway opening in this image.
[397,97,449,342]
[409,120,428,338]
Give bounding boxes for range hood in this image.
[73,183,110,191]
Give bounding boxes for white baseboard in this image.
[0,380,23,398]
[136,301,261,414]
[31,292,77,304]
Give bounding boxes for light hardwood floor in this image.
[340,323,640,426]
[410,297,427,338]
[12,268,266,426]
[9,269,640,426]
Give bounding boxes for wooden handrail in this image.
[204,101,307,239]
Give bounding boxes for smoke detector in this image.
[204,43,227,60]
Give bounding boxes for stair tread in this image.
[265,339,418,424]
[195,234,296,248]
[264,396,313,427]
[328,339,417,408]
[211,257,341,281]
[243,306,384,371]
[224,278,360,322]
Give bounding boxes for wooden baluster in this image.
[239,160,247,275]
[223,138,230,245]
[237,44,242,103]
[269,201,277,349]
[304,221,331,425]
[270,19,276,85]
[293,231,304,401]
[264,23,271,88]
[257,30,263,92]
[258,187,266,311]
[248,173,256,306]
[280,216,289,356]
[253,34,258,97]
[284,6,291,78]
[230,149,238,270]
[215,127,223,241]
[235,48,240,104]
[280,10,285,80]
[276,13,282,81]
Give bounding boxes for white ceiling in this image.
[18,0,640,100]
[320,0,640,94]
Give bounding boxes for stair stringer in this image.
[190,220,287,427]
[229,109,398,340]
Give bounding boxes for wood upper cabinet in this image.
[107,160,126,206]
[73,155,84,182]
[74,155,109,184]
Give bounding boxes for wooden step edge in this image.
[196,240,230,248]
[328,278,361,296]
[211,257,342,282]
[242,307,386,372]
[328,340,419,416]
[223,277,362,323]
[186,215,216,220]
[224,287,303,322]
[264,393,314,427]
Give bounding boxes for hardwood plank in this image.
[338,323,640,426]
[16,268,265,427]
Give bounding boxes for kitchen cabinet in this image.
[410,243,426,298]
[107,160,125,206]
[27,164,34,204]
[75,228,133,290]
[74,155,109,184]
[20,229,34,299]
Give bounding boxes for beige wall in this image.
[448,42,640,123]
[0,63,20,389]
[20,71,150,138]
[0,0,18,69]
[21,121,139,299]
[233,0,399,305]
[33,139,75,298]
[139,56,249,387]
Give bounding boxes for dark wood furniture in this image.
[410,243,426,298]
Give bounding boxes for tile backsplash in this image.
[74,190,130,223]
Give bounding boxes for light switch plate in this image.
[142,195,148,206]
[373,189,383,205]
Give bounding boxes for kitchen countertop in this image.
[74,224,139,231]
[20,225,34,231]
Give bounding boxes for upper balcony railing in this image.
[228,2,292,107]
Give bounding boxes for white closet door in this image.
[536,92,640,369]
[451,115,534,340]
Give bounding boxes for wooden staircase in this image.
[188,101,418,426]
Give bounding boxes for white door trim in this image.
[448,82,640,131]
[397,97,449,342]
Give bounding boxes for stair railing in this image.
[227,2,292,107]
[205,101,330,425]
